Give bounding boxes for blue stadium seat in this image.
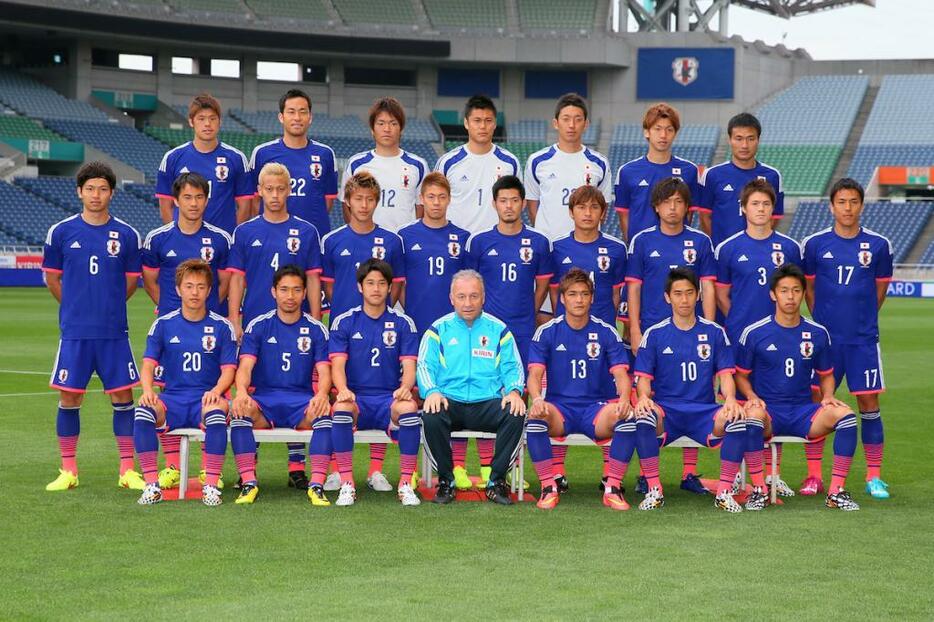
[0,179,72,245]
[0,68,111,122]
[41,120,168,181]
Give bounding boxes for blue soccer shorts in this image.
[252,391,313,429]
[159,391,208,430]
[550,398,614,444]
[766,402,823,439]
[355,392,395,433]
[656,399,723,448]
[50,338,139,393]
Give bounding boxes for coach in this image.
[417,269,527,505]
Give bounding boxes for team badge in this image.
[672,57,699,86]
[858,250,872,267]
[584,165,593,186]
[202,335,216,352]
[372,245,386,260]
[297,336,311,353]
[58,369,68,383]
[587,341,601,359]
[521,238,531,245]
[310,162,322,179]
[107,239,121,256]
[800,340,814,359]
[771,250,785,267]
[204,326,214,334]
[215,165,229,181]
[519,247,533,263]
[385,321,395,328]
[154,365,164,381]
[682,247,697,264]
[287,237,301,254]
[401,167,410,189]
[802,331,811,339]
[697,343,711,360]
[382,330,397,347]
[448,241,461,257]
[479,335,489,348]
[200,246,215,262]
[597,255,611,272]
[300,326,309,334]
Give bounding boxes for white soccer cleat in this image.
[397,482,421,506]
[323,471,341,491]
[714,491,743,513]
[137,483,162,505]
[336,482,356,506]
[638,486,665,511]
[730,471,743,495]
[202,484,223,506]
[366,471,393,492]
[766,475,796,497]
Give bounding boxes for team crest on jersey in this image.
[215,165,229,182]
[597,255,611,272]
[682,247,697,265]
[310,162,322,179]
[287,237,301,254]
[202,335,216,352]
[401,167,410,189]
[200,246,215,262]
[519,247,534,264]
[858,250,873,267]
[584,165,593,186]
[154,365,164,381]
[800,340,814,359]
[479,335,489,348]
[448,241,461,258]
[106,239,121,256]
[587,341,601,359]
[382,330,397,347]
[372,245,386,260]
[771,250,785,267]
[697,343,711,360]
[297,335,312,353]
[58,369,68,383]
[672,57,699,86]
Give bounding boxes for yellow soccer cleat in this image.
[409,470,420,490]
[478,465,492,488]
[199,469,224,490]
[453,465,472,490]
[46,469,79,491]
[118,469,146,490]
[235,482,259,505]
[307,485,331,506]
[158,466,181,489]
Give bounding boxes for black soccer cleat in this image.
[597,476,625,496]
[555,474,569,494]
[432,479,456,504]
[635,475,649,495]
[485,480,513,506]
[287,470,309,490]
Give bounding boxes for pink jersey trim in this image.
[42,267,63,274]
[625,276,643,284]
[220,364,238,369]
[715,367,735,376]
[714,281,731,288]
[126,271,142,277]
[527,362,546,370]
[609,364,629,373]
[104,380,141,394]
[143,357,160,366]
[328,352,348,360]
[239,354,257,361]
[875,277,892,282]
[305,268,323,274]
[50,384,86,393]
[734,365,752,374]
[320,276,335,283]
[226,267,246,275]
[691,206,712,214]
[633,371,654,380]
[815,367,834,376]
[699,275,716,281]
[615,206,629,213]
[142,265,160,272]
[154,193,173,200]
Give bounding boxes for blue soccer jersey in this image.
[614,155,701,239]
[143,309,238,393]
[466,225,554,341]
[803,227,893,344]
[697,161,785,247]
[529,315,628,409]
[626,225,715,331]
[240,311,329,393]
[142,221,232,315]
[398,219,471,335]
[736,315,833,407]
[321,225,406,325]
[634,317,734,404]
[156,141,253,235]
[42,214,142,339]
[228,215,322,324]
[550,232,628,326]
[714,231,802,343]
[249,138,338,237]
[329,306,418,395]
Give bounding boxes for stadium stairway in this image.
[829,85,879,191]
[904,216,934,264]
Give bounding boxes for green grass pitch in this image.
[1,288,932,619]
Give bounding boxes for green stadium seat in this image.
[0,115,65,142]
[246,0,331,21]
[332,0,416,25]
[423,0,507,29]
[518,0,596,31]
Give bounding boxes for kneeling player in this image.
[735,264,861,511]
[633,268,747,512]
[527,269,635,510]
[133,260,237,505]
[230,265,333,505]
[329,259,421,506]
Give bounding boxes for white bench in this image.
[420,430,527,500]
[767,436,811,504]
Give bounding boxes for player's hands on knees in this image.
[335,388,356,404]
[634,396,657,418]
[614,399,634,420]
[393,385,413,403]
[502,390,526,417]
[820,395,848,409]
[721,397,745,421]
[529,397,548,419]
[201,390,223,408]
[745,395,766,411]
[423,392,448,415]
[306,392,331,420]
[231,393,255,419]
[139,389,160,409]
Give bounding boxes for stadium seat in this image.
[423,0,507,30]
[0,114,66,142]
[0,68,110,122]
[43,120,168,180]
[0,179,72,245]
[920,239,934,265]
[332,0,416,25]
[244,0,332,23]
[518,0,596,32]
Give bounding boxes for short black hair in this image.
[76,161,116,190]
[492,175,525,201]
[463,94,496,119]
[770,263,806,292]
[829,177,865,204]
[727,112,761,138]
[554,92,588,120]
[172,172,210,198]
[356,258,393,285]
[665,267,699,294]
[272,264,306,288]
[279,88,312,113]
[651,177,691,210]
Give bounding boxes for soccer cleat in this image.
[766,475,795,497]
[485,480,513,506]
[137,483,163,505]
[638,487,665,511]
[478,465,492,488]
[714,492,743,513]
[199,469,224,489]
[398,483,421,506]
[366,471,393,492]
[865,478,890,499]
[826,489,860,511]
[799,476,825,496]
[508,467,530,491]
[536,486,560,510]
[453,465,473,490]
[336,482,357,506]
[235,482,259,505]
[555,474,569,494]
[45,469,79,491]
[730,471,743,495]
[202,484,222,506]
[432,479,456,504]
[635,475,649,495]
[324,471,341,491]
[602,487,630,511]
[410,470,420,489]
[307,484,330,506]
[233,476,243,490]
[158,466,181,489]
[680,473,709,495]
[118,469,146,490]
[744,487,769,511]
[288,470,309,490]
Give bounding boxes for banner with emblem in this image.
[637,47,735,100]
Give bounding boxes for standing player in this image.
[321,171,405,490]
[525,93,612,241]
[143,172,232,316]
[802,178,893,499]
[156,93,253,235]
[632,268,747,512]
[230,265,333,505]
[133,260,237,506]
[329,260,421,506]
[435,94,521,234]
[627,178,716,494]
[614,103,701,241]
[43,162,144,491]
[736,263,862,511]
[249,89,338,237]
[697,113,784,247]
[341,97,428,232]
[526,269,635,510]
